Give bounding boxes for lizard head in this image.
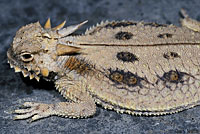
[7,19,87,81]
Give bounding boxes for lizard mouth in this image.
[7,49,40,82]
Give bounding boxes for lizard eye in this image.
[20,53,34,62]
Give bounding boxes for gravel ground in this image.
[0,0,200,134]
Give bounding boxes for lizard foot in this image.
[14,102,55,122]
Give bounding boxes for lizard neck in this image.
[55,55,97,79]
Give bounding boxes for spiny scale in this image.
[29,74,34,80]
[14,66,21,72]
[35,76,40,82]
[22,70,29,77]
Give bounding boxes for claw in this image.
[23,102,39,107]
[14,111,37,120]
[13,102,54,121]
[31,114,46,121]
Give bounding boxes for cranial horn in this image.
[44,18,51,29]
[52,20,66,31]
[58,20,88,37]
[56,44,81,56]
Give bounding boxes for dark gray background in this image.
[1,0,200,134]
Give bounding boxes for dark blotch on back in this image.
[115,31,133,40]
[157,33,173,38]
[163,52,180,59]
[108,68,144,87]
[117,51,138,62]
[160,70,185,83]
[105,21,137,29]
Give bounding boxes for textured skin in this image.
[7,10,200,121]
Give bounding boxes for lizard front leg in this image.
[14,77,96,121]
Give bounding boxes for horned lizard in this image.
[7,9,200,121]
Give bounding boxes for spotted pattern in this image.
[108,69,144,87]
[163,52,180,59]
[110,71,124,84]
[116,51,138,62]
[115,31,133,40]
[105,21,137,29]
[160,70,185,84]
[157,33,173,38]
[155,69,199,104]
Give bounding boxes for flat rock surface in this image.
[0,0,200,134]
